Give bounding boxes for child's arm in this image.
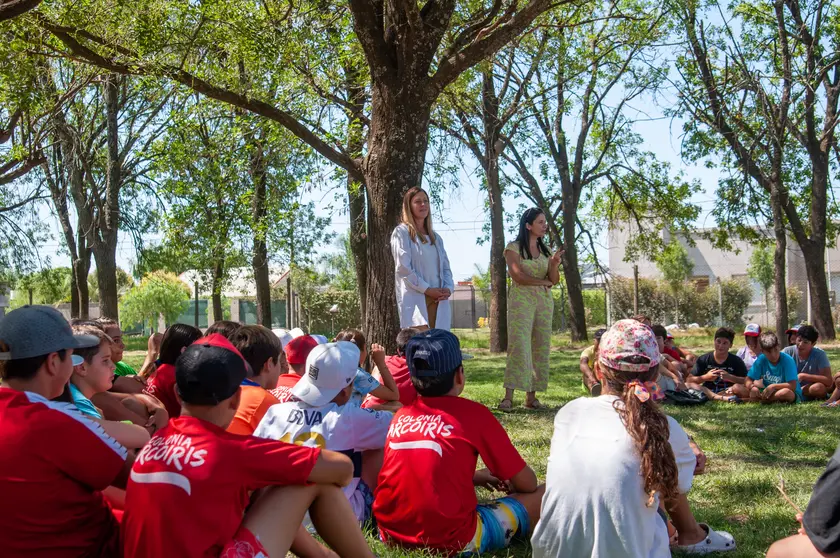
[799,370,833,387]
[508,464,539,494]
[94,418,151,449]
[306,450,354,487]
[368,344,399,402]
[744,377,756,390]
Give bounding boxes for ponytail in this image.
[604,365,679,506]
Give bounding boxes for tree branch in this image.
[0,0,42,22]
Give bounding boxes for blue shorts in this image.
[357,479,375,524]
[461,497,530,555]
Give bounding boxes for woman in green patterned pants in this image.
[499,208,562,410]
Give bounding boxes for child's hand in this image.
[473,468,506,492]
[370,343,386,361]
[762,385,778,399]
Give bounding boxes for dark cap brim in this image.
[73,334,102,350]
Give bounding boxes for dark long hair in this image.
[516,208,551,260]
[159,323,202,365]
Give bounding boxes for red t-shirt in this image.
[0,388,127,557]
[663,346,682,361]
[144,363,180,419]
[363,355,417,408]
[268,374,301,403]
[123,416,319,558]
[374,396,526,552]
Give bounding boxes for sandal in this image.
[675,523,736,554]
[498,398,513,410]
[523,398,545,410]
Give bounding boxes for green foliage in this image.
[552,288,607,330]
[119,271,190,331]
[284,266,360,337]
[609,277,753,327]
[10,267,72,308]
[747,244,774,294]
[88,268,135,301]
[318,235,357,292]
[471,265,492,308]
[656,240,694,290]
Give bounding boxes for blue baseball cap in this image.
[0,306,100,362]
[406,329,463,378]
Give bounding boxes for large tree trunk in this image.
[801,241,833,338]
[75,247,92,319]
[249,137,272,327]
[362,85,432,350]
[562,190,587,341]
[93,239,118,318]
[95,74,121,320]
[481,69,507,353]
[211,258,224,323]
[770,184,789,334]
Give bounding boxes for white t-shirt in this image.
[531,396,696,558]
[416,235,441,289]
[253,401,393,520]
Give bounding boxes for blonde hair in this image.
[401,187,436,245]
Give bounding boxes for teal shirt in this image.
[748,352,802,400]
[69,383,103,419]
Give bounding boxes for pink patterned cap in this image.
[598,319,661,372]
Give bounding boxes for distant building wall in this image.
[607,223,836,325]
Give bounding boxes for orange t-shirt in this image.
[227,384,279,436]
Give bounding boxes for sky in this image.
[35,94,724,285]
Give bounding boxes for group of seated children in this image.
[5,305,840,557]
[582,318,837,405]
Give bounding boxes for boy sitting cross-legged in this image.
[254,341,393,525]
[731,332,802,403]
[122,334,375,558]
[374,329,545,555]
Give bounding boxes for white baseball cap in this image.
[289,327,306,338]
[291,341,360,406]
[744,323,761,337]
[310,334,328,345]
[271,328,294,349]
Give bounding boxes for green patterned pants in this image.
[504,285,553,392]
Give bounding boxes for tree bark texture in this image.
[249,136,272,328]
[94,74,122,320]
[480,69,508,353]
[361,83,433,350]
[344,61,368,325]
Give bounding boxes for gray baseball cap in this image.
[0,305,101,361]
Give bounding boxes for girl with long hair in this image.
[499,208,562,410]
[391,187,454,330]
[531,319,735,556]
[143,323,202,419]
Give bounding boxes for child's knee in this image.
[773,388,796,402]
[809,384,827,398]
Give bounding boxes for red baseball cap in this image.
[285,335,320,365]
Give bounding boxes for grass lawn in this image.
[123,328,840,557]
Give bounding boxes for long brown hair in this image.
[401,187,436,245]
[600,360,679,506]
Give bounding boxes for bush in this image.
[608,276,752,327]
[298,290,361,338]
[551,288,608,331]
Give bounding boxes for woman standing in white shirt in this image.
[391,187,454,330]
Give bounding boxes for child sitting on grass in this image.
[334,328,400,408]
[0,306,132,557]
[60,325,154,449]
[144,323,202,418]
[374,329,545,555]
[255,341,393,524]
[687,327,748,402]
[731,332,801,403]
[270,334,317,403]
[531,319,735,557]
[782,325,833,401]
[363,327,421,409]
[122,334,375,558]
[767,443,840,557]
[227,325,283,435]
